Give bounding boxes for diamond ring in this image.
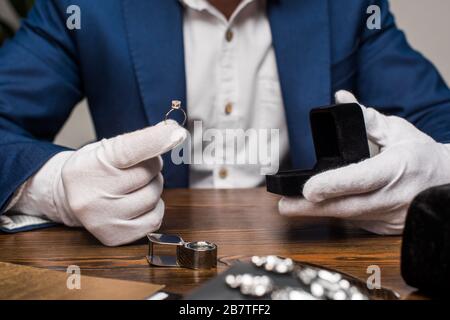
[165,100,187,127]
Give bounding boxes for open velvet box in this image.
[266,103,370,196]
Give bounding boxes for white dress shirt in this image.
[182,0,288,188]
[5,0,288,229]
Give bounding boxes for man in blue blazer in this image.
[1,0,450,245]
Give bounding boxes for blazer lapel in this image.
[122,0,186,125]
[122,0,188,187]
[268,0,331,168]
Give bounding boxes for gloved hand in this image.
[279,91,450,235]
[45,120,186,246]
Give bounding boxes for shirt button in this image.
[225,29,233,42]
[225,103,233,115]
[219,168,228,179]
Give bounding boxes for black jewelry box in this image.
[266,103,370,196]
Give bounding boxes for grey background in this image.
[53,0,450,148]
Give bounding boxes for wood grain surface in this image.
[0,261,163,300]
[0,188,425,299]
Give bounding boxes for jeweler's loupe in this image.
[147,233,217,270]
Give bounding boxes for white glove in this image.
[39,120,186,246]
[279,91,450,235]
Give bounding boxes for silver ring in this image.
[165,100,187,127]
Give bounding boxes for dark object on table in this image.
[401,184,450,296]
[266,103,370,196]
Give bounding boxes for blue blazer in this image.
[1,0,450,214]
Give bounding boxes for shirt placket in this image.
[182,0,255,188]
[214,19,239,188]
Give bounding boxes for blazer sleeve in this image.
[355,0,450,143]
[0,0,82,212]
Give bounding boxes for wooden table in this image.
[0,188,424,299]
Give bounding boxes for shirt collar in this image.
[179,0,209,11]
[179,0,259,24]
[180,0,257,13]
